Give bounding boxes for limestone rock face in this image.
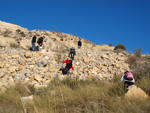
[125,85,148,100]
[0,20,132,89]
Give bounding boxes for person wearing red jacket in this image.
[61,59,74,75]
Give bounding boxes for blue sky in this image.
[0,0,150,54]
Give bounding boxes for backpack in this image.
[125,72,134,79]
[70,47,75,53]
[37,37,43,44]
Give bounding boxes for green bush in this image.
[114,43,126,51]
[16,29,26,37]
[16,29,21,33]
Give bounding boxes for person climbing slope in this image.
[31,35,37,51]
[78,38,82,49]
[61,59,74,75]
[120,71,135,88]
[37,36,45,51]
[69,47,76,60]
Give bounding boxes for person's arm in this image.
[71,66,74,70]
[132,78,135,83]
[120,75,125,82]
[63,60,67,64]
[61,63,64,68]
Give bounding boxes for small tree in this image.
[114,43,126,51]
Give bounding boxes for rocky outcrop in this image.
[0,20,130,89]
[0,46,130,89]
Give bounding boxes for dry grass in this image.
[0,77,150,113]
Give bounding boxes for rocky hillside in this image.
[0,21,130,89]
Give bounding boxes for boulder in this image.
[11,54,20,59]
[8,66,17,73]
[101,66,108,73]
[16,74,26,81]
[125,85,148,100]
[34,74,42,82]
[0,63,4,68]
[21,95,33,105]
[83,57,90,64]
[36,58,48,67]
[18,66,26,71]
[24,52,32,58]
[52,60,57,64]
[50,66,55,72]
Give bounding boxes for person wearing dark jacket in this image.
[61,59,74,75]
[78,39,82,49]
[31,35,37,51]
[69,47,76,60]
[37,36,45,51]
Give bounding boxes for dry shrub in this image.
[136,77,150,95]
[10,42,19,48]
[126,56,138,65]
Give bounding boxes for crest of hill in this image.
[0,21,28,32]
[0,21,114,52]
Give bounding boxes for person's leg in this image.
[71,53,73,59]
[39,45,41,51]
[68,52,70,58]
[33,43,36,51]
[72,52,75,60]
[32,42,34,51]
[124,81,128,89]
[78,46,81,49]
[32,43,36,51]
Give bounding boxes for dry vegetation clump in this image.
[126,54,150,95]
[114,43,126,51]
[126,54,150,80]
[126,55,138,65]
[0,77,150,113]
[10,42,19,48]
[2,29,12,37]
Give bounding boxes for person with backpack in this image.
[31,35,37,51]
[69,47,76,60]
[120,71,135,88]
[78,39,82,49]
[61,59,74,75]
[37,36,45,51]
